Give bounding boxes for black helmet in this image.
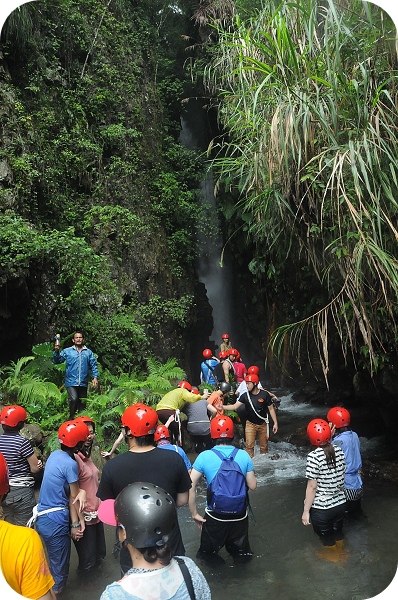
[219,382,232,394]
[115,482,177,548]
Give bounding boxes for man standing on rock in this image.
[53,330,99,419]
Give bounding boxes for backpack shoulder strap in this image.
[230,447,239,460]
[211,448,225,461]
[211,447,239,461]
[175,557,196,600]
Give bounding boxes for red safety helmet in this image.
[0,405,27,427]
[191,387,200,395]
[0,452,9,495]
[244,373,259,385]
[235,351,241,360]
[202,349,212,359]
[75,415,95,432]
[247,366,260,375]
[219,351,229,359]
[221,333,229,340]
[122,403,158,437]
[307,419,331,447]
[154,425,170,442]
[327,407,351,428]
[178,380,192,391]
[210,415,234,439]
[229,348,239,357]
[58,420,89,448]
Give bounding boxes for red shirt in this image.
[233,362,247,383]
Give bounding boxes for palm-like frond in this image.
[204,0,398,379]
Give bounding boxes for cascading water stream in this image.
[179,109,233,348]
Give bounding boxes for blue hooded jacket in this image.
[53,345,99,388]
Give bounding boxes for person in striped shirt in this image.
[302,418,346,547]
[0,405,43,526]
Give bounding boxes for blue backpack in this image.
[207,448,248,514]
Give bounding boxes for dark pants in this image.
[310,503,346,546]
[345,487,363,515]
[67,386,88,419]
[73,522,106,571]
[237,405,247,440]
[190,433,214,454]
[198,511,252,557]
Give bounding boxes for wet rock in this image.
[362,459,398,483]
[21,423,43,446]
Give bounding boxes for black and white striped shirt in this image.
[0,432,34,486]
[305,445,346,509]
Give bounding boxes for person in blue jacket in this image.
[53,330,99,418]
[200,349,220,385]
[327,406,363,515]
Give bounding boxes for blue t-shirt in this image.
[192,445,254,486]
[333,430,362,490]
[37,449,78,524]
[157,442,192,471]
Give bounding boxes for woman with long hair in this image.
[302,418,346,547]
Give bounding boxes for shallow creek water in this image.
[60,393,398,600]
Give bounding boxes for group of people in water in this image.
[0,330,364,598]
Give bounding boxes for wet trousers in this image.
[67,386,88,419]
[245,421,268,457]
[189,433,214,454]
[198,511,252,556]
[310,503,346,546]
[36,514,71,593]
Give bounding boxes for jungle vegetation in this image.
[195,0,398,385]
[1,0,398,443]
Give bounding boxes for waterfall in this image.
[179,110,233,349]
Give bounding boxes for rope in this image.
[175,409,182,446]
[26,504,68,528]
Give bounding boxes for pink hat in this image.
[98,498,117,526]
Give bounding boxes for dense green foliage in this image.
[0,0,208,371]
[200,0,398,382]
[0,343,187,451]
[1,0,398,393]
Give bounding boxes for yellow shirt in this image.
[0,520,54,599]
[156,388,202,411]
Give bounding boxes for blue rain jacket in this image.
[53,345,98,388]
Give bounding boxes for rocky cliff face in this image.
[0,1,210,374]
